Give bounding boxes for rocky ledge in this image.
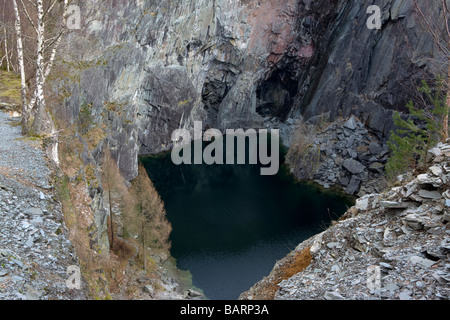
[241,141,450,300]
[0,111,86,300]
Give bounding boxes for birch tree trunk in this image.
[12,0,28,134]
[31,0,47,135]
[3,28,10,72]
[28,0,69,115]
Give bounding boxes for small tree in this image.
[125,164,171,271]
[386,78,448,179]
[101,149,131,251]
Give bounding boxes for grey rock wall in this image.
[56,0,441,181]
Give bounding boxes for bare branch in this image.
[19,0,38,34]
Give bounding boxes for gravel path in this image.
[0,111,86,300]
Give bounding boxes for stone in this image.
[0,249,10,257]
[418,190,442,200]
[310,232,324,255]
[443,212,450,223]
[345,136,355,148]
[399,289,412,300]
[403,214,425,230]
[383,227,396,247]
[11,258,24,269]
[326,242,341,249]
[25,237,34,247]
[143,285,154,296]
[417,174,442,187]
[339,176,350,186]
[409,256,436,269]
[342,159,365,174]
[324,291,345,300]
[379,262,394,272]
[384,283,399,292]
[186,289,203,298]
[369,142,383,155]
[24,285,43,300]
[343,117,358,131]
[428,147,442,158]
[351,234,368,252]
[429,166,443,176]
[346,176,361,194]
[27,208,44,216]
[355,197,370,211]
[380,201,416,209]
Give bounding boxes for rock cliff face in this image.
[55,0,441,180]
[52,1,443,260]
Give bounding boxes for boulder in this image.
[343,117,358,131]
[346,176,361,194]
[343,159,366,174]
[418,190,442,200]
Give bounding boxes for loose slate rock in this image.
[409,256,436,268]
[343,117,358,130]
[324,291,346,300]
[418,190,442,200]
[343,159,366,174]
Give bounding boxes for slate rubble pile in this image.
[313,116,389,195]
[0,112,86,300]
[274,140,450,300]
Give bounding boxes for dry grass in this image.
[244,247,312,300]
[0,70,21,106]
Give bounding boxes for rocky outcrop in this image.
[241,141,450,300]
[286,116,389,196]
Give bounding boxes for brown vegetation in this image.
[242,247,312,300]
[126,163,172,270]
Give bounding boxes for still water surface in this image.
[141,147,352,300]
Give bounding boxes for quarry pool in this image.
[141,147,353,300]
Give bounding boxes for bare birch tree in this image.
[12,0,28,132]
[10,0,68,136]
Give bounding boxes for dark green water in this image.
[141,143,353,300]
